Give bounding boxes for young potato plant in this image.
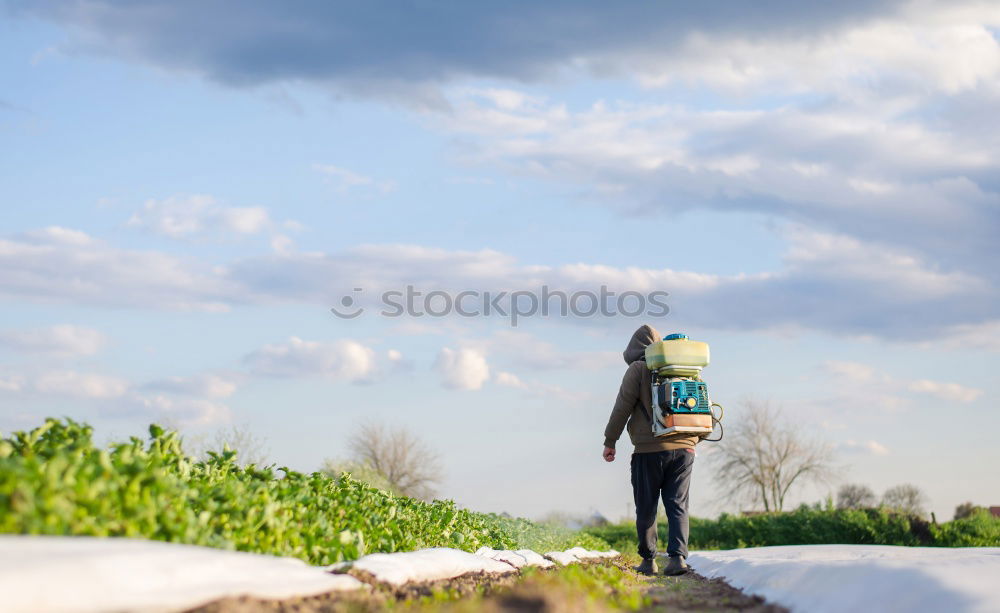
[0,418,608,564]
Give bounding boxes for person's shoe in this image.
[663,555,689,576]
[634,557,658,576]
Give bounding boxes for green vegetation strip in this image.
[0,418,608,565]
[388,560,649,612]
[588,506,1000,552]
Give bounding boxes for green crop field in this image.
[0,418,608,565]
[587,506,1000,552]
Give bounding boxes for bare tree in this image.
[837,483,878,509]
[711,401,838,512]
[882,484,928,517]
[184,423,270,466]
[341,422,444,500]
[322,458,397,493]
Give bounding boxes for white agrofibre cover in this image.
[544,547,621,565]
[345,547,517,585]
[474,546,555,568]
[687,545,1000,613]
[0,535,366,613]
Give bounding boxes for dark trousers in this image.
[631,449,694,559]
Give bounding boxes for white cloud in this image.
[435,347,490,390]
[908,379,983,403]
[825,361,879,383]
[486,330,619,372]
[0,324,107,356]
[0,375,25,392]
[491,369,591,402]
[31,370,128,399]
[244,337,377,382]
[935,320,1000,351]
[128,195,274,238]
[1,224,994,342]
[312,164,395,193]
[819,360,984,410]
[0,227,236,311]
[270,234,295,255]
[143,374,239,399]
[841,439,891,456]
[132,393,233,427]
[494,371,527,389]
[629,10,1000,96]
[0,367,232,425]
[440,79,1000,286]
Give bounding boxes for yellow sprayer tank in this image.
[644,333,710,377]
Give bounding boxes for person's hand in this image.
[603,446,616,462]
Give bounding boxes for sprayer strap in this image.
[636,400,652,424]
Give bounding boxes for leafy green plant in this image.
[586,506,1000,551]
[0,418,608,564]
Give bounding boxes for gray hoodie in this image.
[603,325,698,453]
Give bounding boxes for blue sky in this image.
[1,1,998,521]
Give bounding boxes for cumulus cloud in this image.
[491,368,592,403]
[821,360,983,407]
[0,324,107,356]
[441,88,1000,283]
[907,379,983,403]
[130,393,232,427]
[494,371,527,389]
[825,361,880,384]
[486,330,618,372]
[143,373,239,399]
[243,337,379,383]
[2,224,994,341]
[127,194,275,238]
[0,227,237,311]
[312,164,395,194]
[31,370,128,399]
[435,347,490,390]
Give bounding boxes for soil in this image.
[184,559,788,613]
[640,572,788,613]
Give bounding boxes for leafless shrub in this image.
[184,423,270,466]
[332,422,444,500]
[837,483,878,509]
[882,483,929,517]
[711,400,838,512]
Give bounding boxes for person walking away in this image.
[602,324,699,576]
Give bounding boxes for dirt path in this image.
[640,571,787,613]
[186,561,788,613]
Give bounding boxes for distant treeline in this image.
[586,506,1000,551]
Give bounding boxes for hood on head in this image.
[623,324,660,364]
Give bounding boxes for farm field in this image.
[3,418,998,612]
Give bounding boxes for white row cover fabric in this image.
[544,551,581,565]
[566,546,620,559]
[474,547,555,568]
[0,535,366,613]
[343,547,517,585]
[687,545,1000,613]
[544,547,621,565]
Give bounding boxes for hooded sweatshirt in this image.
[602,325,699,453]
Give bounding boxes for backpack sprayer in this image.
[644,333,723,441]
